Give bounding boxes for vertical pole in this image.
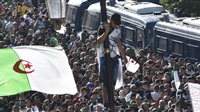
[60,0,62,19]
[100,0,115,111]
[180,92,183,112]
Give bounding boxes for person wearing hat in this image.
[97,13,128,109]
[50,37,58,47]
[186,63,195,76]
[94,103,105,112]
[135,94,143,108]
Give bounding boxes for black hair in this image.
[111,13,121,25]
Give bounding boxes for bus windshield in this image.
[82,10,100,33]
[65,5,78,26]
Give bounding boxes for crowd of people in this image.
[0,0,200,112]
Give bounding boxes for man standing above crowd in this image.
[97,13,127,109]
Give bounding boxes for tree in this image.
[160,0,200,17]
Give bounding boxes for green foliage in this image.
[160,0,200,17]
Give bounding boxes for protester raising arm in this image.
[97,23,110,44]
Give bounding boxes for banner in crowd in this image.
[0,46,77,96]
[188,83,200,112]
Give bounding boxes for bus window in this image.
[66,5,78,25]
[125,27,134,41]
[119,25,124,40]
[148,29,154,45]
[157,37,167,51]
[82,11,100,33]
[188,45,198,59]
[173,41,182,55]
[137,29,144,48]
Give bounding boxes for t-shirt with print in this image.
[97,25,121,58]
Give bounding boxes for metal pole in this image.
[60,0,62,19]
[100,0,115,111]
[180,92,183,112]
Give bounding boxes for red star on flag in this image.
[24,63,32,69]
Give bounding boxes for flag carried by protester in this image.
[173,64,181,90]
[0,46,77,96]
[125,48,140,73]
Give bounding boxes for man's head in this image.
[135,94,143,106]
[25,99,32,107]
[159,100,165,109]
[110,13,121,28]
[34,96,40,104]
[20,99,26,108]
[0,97,4,105]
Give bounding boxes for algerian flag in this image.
[173,64,180,90]
[0,46,77,96]
[126,48,140,73]
[126,56,140,73]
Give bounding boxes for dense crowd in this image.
[0,0,200,112]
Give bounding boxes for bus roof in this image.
[87,2,170,28]
[107,6,168,28]
[68,0,88,7]
[87,2,101,13]
[155,21,200,41]
[124,2,165,14]
[182,18,200,28]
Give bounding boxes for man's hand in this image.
[102,23,110,33]
[97,22,110,44]
[123,56,128,64]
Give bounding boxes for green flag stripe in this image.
[0,48,31,96]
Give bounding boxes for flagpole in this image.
[100,0,115,111]
[180,91,183,112]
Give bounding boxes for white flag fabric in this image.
[115,58,123,90]
[126,56,140,73]
[96,55,123,90]
[188,83,200,112]
[174,71,180,90]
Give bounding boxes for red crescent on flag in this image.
[13,59,34,74]
[130,56,138,64]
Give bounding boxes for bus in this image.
[82,1,174,49]
[154,18,200,62]
[65,0,99,32]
